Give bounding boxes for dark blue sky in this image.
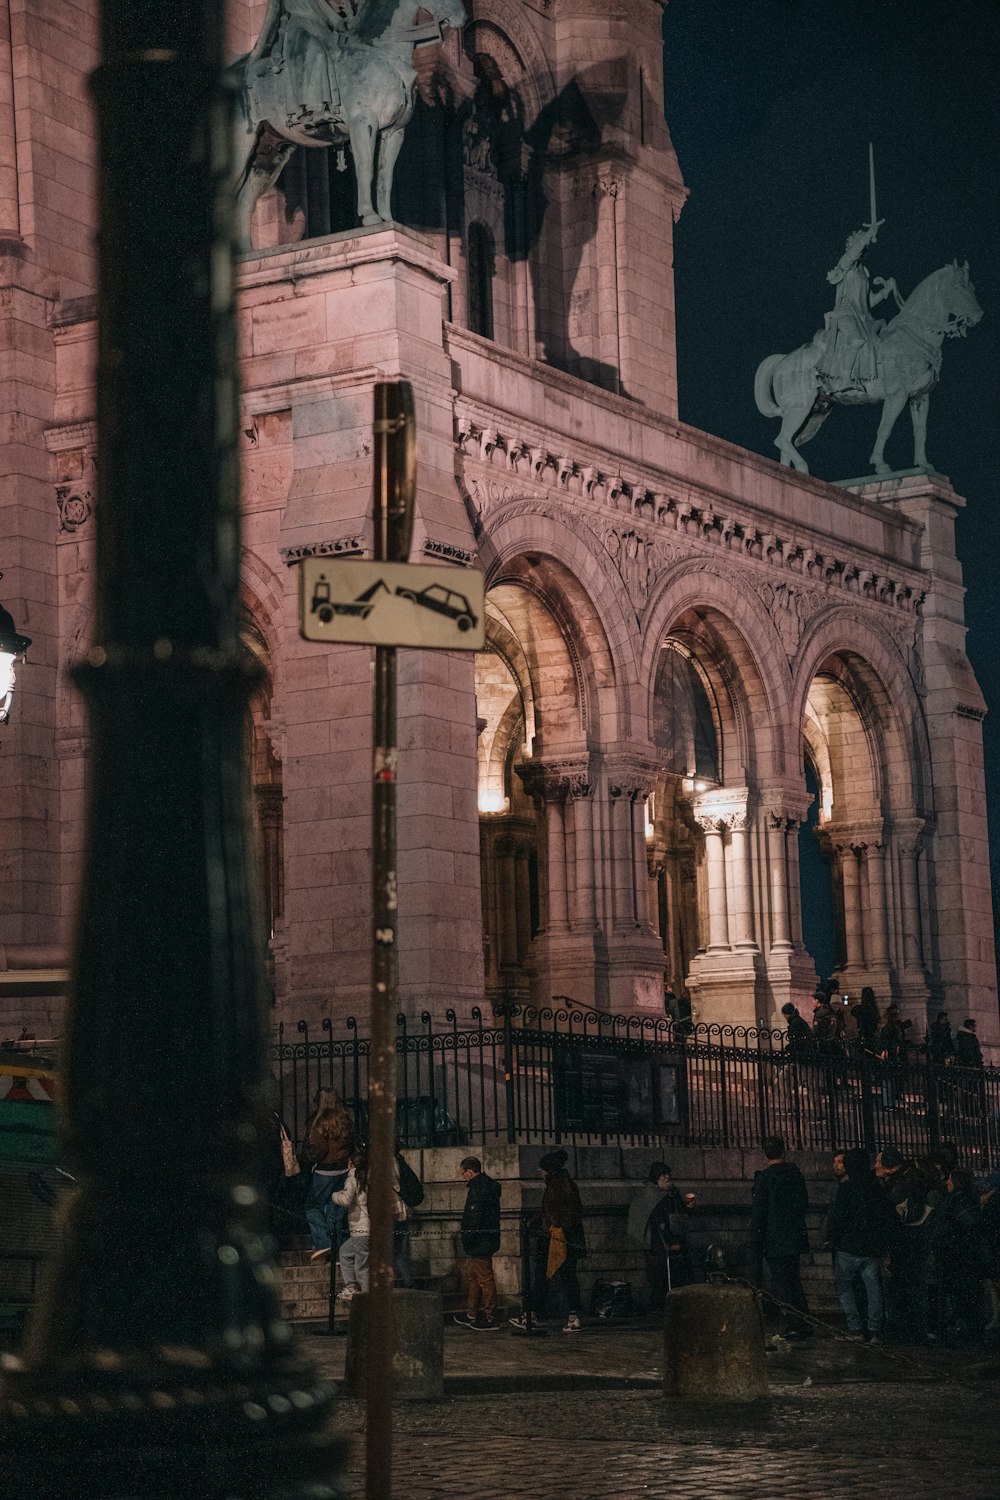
[663,0,1000,968]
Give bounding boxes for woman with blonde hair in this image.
[300,1089,356,1260]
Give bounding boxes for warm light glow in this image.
[694,780,707,793]
[644,796,655,840]
[0,652,15,723]
[478,790,507,814]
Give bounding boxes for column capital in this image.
[890,815,929,857]
[825,819,885,856]
[761,786,813,830]
[606,758,659,802]
[690,785,751,832]
[516,760,571,803]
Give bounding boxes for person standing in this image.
[829,1148,897,1342]
[852,987,881,1050]
[751,1135,812,1340]
[330,1147,371,1300]
[511,1148,586,1334]
[955,1019,984,1069]
[781,1003,812,1058]
[928,1011,956,1067]
[454,1156,502,1331]
[876,1145,935,1344]
[626,1162,695,1309]
[301,1089,356,1261]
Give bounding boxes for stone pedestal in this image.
[663,1284,768,1404]
[344,1289,444,1402]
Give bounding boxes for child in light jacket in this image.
[331,1149,371,1298]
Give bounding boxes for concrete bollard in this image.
[663,1284,768,1404]
[344,1289,444,1401]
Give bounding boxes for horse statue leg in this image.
[767,347,821,473]
[375,123,407,223]
[868,387,908,477]
[346,115,381,227]
[909,392,932,471]
[234,126,296,252]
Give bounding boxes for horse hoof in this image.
[361,213,382,227]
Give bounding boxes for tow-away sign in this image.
[298,558,486,650]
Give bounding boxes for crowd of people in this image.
[750,1133,1000,1348]
[780,987,986,1071]
[278,1088,999,1350]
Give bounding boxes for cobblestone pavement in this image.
[331,1385,1000,1498]
[304,1323,1000,1496]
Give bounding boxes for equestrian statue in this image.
[754,149,982,476]
[230,0,467,250]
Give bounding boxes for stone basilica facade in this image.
[1,1,996,1040]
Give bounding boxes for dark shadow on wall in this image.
[272,51,630,396]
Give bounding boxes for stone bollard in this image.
[663,1284,768,1404]
[344,1289,444,1401]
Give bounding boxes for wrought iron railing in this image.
[271,1005,1000,1169]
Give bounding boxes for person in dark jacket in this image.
[829,1147,897,1341]
[627,1162,694,1307]
[852,987,881,1049]
[455,1156,502,1330]
[928,1011,956,1066]
[511,1148,586,1334]
[876,1145,935,1343]
[932,1167,986,1345]
[781,1003,812,1058]
[750,1135,812,1339]
[954,1019,984,1070]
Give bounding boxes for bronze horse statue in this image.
[755,261,982,475]
[230,0,467,249]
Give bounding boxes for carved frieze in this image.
[279,535,364,564]
[457,411,927,632]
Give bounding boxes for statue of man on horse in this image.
[755,150,983,477]
[230,0,467,249]
[816,218,902,390]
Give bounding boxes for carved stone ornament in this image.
[57,486,93,533]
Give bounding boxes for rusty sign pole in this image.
[366,380,415,1500]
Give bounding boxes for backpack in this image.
[396,1154,424,1208]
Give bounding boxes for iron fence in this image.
[271,1005,1000,1169]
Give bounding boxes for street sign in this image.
[298,558,486,650]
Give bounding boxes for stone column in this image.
[837,842,865,969]
[544,789,569,933]
[787,824,805,948]
[766,812,792,953]
[498,837,520,967]
[697,818,730,953]
[862,839,890,968]
[608,779,634,929]
[514,844,532,964]
[570,776,597,929]
[726,814,757,951]
[896,824,926,972]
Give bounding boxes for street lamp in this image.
[0,582,31,723]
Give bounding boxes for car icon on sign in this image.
[394,583,478,632]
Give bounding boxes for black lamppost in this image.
[0,581,31,724]
[0,2,345,1495]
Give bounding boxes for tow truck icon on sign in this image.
[311,575,386,623]
[311,574,478,634]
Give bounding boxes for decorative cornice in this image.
[457,414,927,624]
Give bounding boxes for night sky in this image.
[662,0,1000,976]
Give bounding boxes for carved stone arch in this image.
[481,502,638,745]
[790,606,932,820]
[240,548,285,679]
[640,560,792,784]
[464,4,556,126]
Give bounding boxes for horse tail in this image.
[754,354,784,417]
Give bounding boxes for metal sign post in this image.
[296,381,482,1498]
[365,380,415,1500]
